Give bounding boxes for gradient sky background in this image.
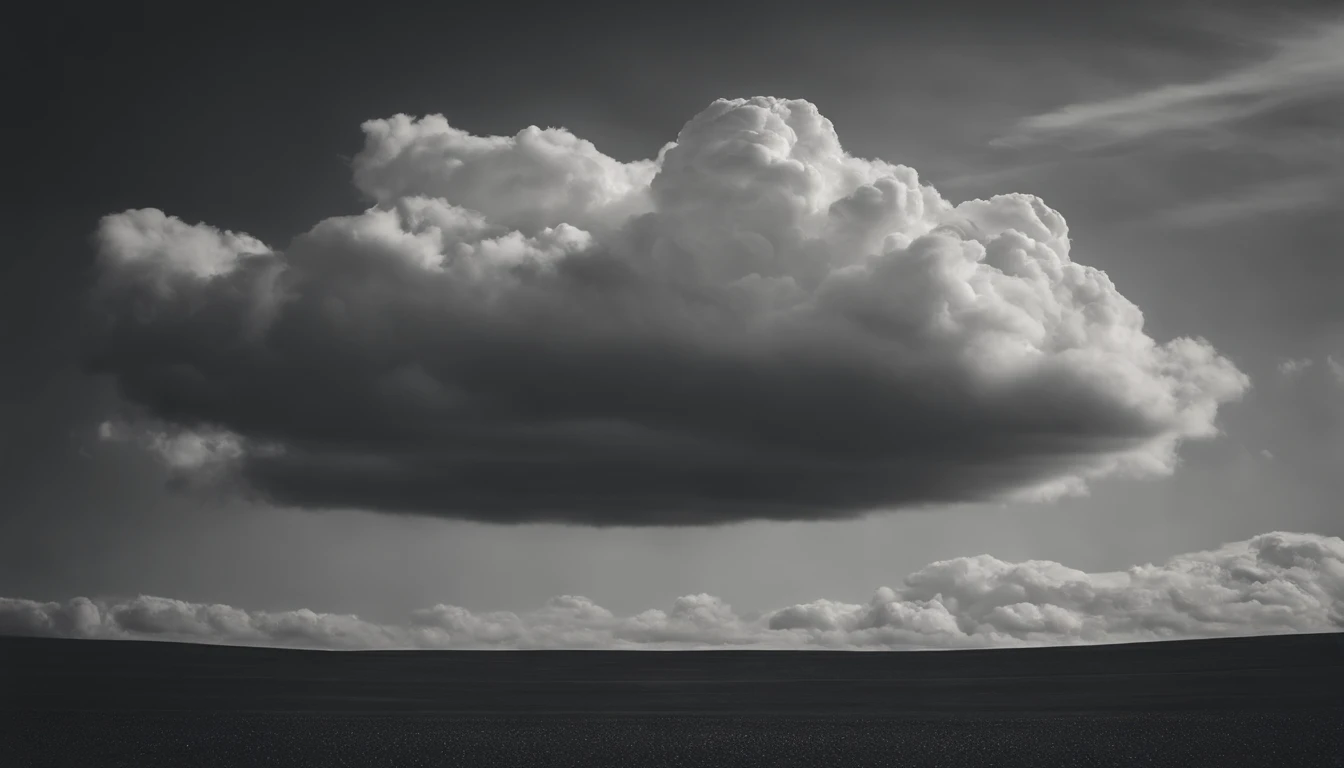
[3,0,1341,627]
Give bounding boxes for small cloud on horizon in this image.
[3,531,1340,651]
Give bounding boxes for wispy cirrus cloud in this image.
[994,17,1344,231]
[998,19,1344,149]
[1150,175,1343,229]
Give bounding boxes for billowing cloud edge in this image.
[86,96,1249,525]
[4,531,1339,650]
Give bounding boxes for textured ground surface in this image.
[4,633,1343,766]
[7,710,1344,768]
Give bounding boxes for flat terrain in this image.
[4,633,1343,766]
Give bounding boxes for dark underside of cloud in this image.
[86,98,1248,525]
[3,532,1339,649]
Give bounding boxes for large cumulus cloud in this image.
[86,97,1248,524]
[4,532,1339,649]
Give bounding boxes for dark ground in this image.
[3,633,1343,766]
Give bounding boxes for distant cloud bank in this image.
[86,97,1247,525]
[4,532,1338,650]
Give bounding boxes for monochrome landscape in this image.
[4,2,1342,765]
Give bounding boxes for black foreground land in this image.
[4,633,1343,767]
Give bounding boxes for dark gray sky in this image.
[2,1,1341,636]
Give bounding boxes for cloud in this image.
[997,17,1344,232]
[1329,356,1344,386]
[99,420,246,471]
[4,532,1340,649]
[1277,355,1344,387]
[351,115,661,235]
[85,97,1248,525]
[1279,357,1315,376]
[1150,175,1341,229]
[999,19,1344,149]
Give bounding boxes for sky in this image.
[1,1,1342,649]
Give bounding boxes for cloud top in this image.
[86,97,1247,524]
[4,532,1339,650]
